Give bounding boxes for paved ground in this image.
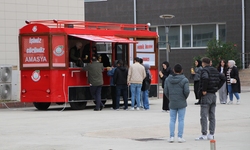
[0,91,250,150]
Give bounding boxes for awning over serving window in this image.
[69,34,138,44]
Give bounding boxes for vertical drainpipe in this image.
[242,0,245,69]
[134,0,137,30]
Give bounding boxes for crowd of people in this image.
[81,51,241,143]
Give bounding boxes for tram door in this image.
[115,43,129,67]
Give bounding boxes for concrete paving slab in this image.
[0,91,249,150]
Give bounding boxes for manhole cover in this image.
[133,138,164,142]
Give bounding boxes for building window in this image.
[158,26,180,48]
[149,27,156,32]
[219,24,226,43]
[182,25,191,47]
[169,26,180,48]
[193,24,216,47]
[158,26,166,48]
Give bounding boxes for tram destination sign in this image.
[22,36,49,67]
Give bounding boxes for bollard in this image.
[210,140,216,150]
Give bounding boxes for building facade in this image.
[0,0,85,100]
[85,0,250,81]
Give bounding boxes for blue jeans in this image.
[227,85,240,101]
[142,90,149,109]
[116,85,128,109]
[169,108,186,138]
[130,83,142,107]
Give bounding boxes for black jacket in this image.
[199,66,226,95]
[113,66,128,85]
[227,66,241,93]
[160,67,173,88]
[142,71,151,91]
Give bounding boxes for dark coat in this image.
[113,66,128,85]
[82,61,104,86]
[160,67,173,88]
[227,66,241,93]
[142,71,151,91]
[199,66,226,96]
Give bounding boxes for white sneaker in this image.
[195,135,207,141]
[168,137,174,143]
[236,100,240,105]
[227,101,233,105]
[162,110,167,112]
[110,107,113,110]
[207,134,214,140]
[178,137,186,143]
[114,109,119,111]
[129,107,134,111]
[166,110,170,113]
[136,107,140,111]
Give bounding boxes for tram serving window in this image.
[96,43,112,67]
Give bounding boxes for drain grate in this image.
[133,138,164,142]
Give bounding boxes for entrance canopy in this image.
[69,34,138,44]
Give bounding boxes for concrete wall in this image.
[0,0,85,100]
[85,0,249,81]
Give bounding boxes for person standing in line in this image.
[113,60,128,110]
[195,57,226,141]
[190,60,203,105]
[127,57,146,111]
[217,60,228,104]
[159,61,173,112]
[107,60,118,109]
[139,58,144,108]
[164,64,190,143]
[226,60,241,105]
[82,56,104,111]
[141,64,152,110]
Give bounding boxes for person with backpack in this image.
[141,64,151,110]
[195,57,226,141]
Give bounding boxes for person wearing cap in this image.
[226,60,241,105]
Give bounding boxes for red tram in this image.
[19,20,158,110]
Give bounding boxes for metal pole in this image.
[165,26,169,62]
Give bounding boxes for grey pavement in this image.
[0,91,250,150]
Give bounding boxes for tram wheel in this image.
[70,102,87,110]
[33,102,51,110]
[93,100,106,105]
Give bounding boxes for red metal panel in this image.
[149,69,158,84]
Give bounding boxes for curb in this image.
[0,102,34,109]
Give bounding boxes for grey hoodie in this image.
[164,74,190,109]
[143,64,152,79]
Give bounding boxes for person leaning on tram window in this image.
[82,56,104,111]
[69,42,82,67]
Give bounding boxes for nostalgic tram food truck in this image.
[19,20,158,110]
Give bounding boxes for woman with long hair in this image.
[227,60,241,105]
[217,60,228,104]
[190,60,203,105]
[159,61,173,112]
